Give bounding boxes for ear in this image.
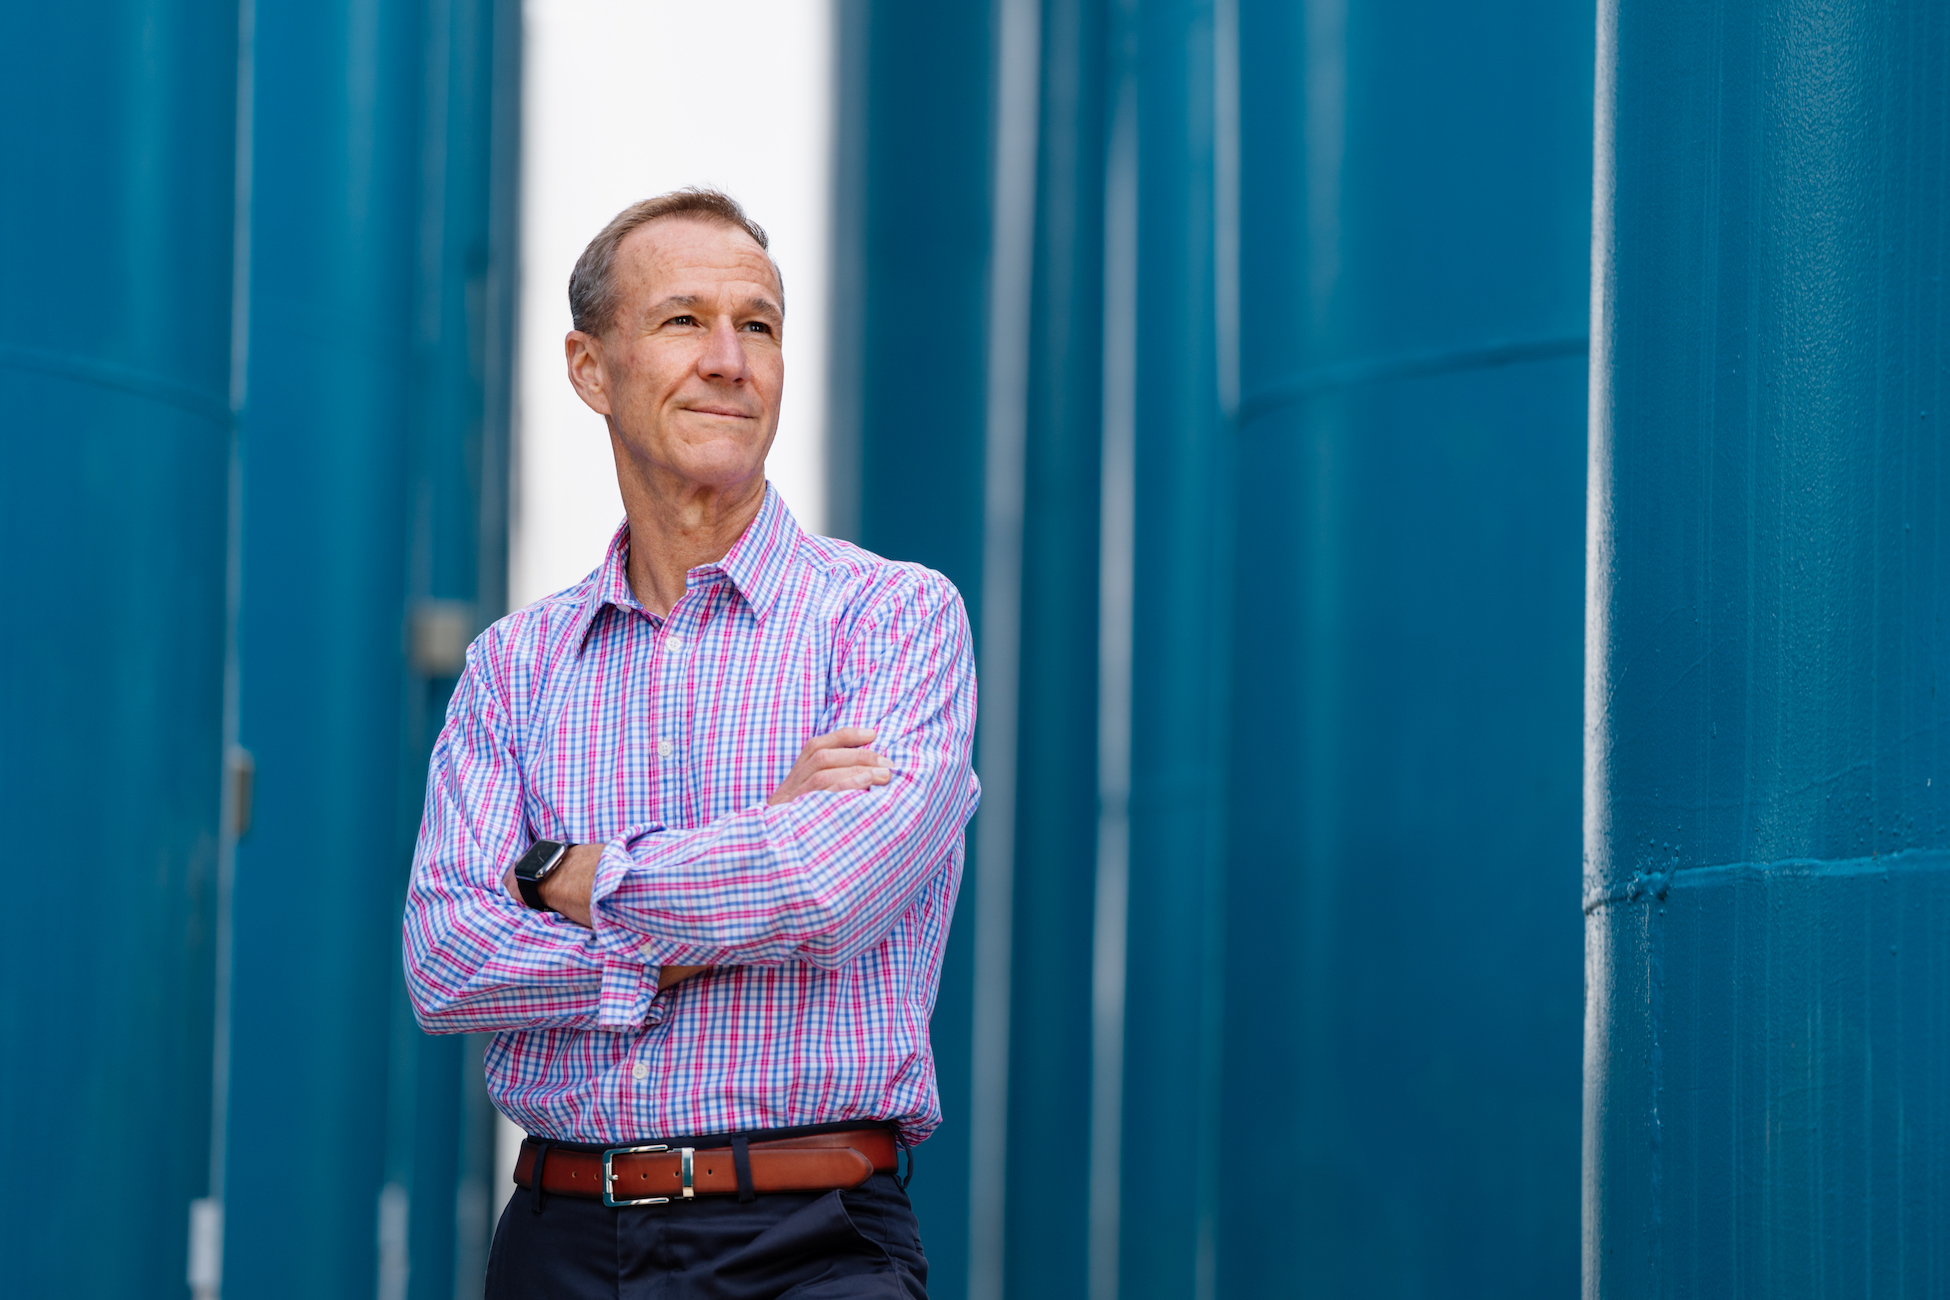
[565,330,612,416]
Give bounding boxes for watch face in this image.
[515,839,565,880]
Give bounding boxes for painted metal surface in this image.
[1116,2,1232,1298]
[222,0,516,1291]
[1585,0,1950,1292]
[221,0,423,1291]
[834,0,1591,1294]
[0,0,509,1291]
[831,4,997,1297]
[0,0,239,1293]
[388,0,519,1295]
[1215,0,1593,1294]
[1003,3,1110,1298]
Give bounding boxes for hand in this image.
[768,727,892,806]
[503,845,709,991]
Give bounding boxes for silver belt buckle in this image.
[601,1143,696,1207]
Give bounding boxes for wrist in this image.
[511,838,572,912]
[541,842,602,927]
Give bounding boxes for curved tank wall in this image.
[1585,0,1950,1292]
[0,1,513,1293]
[1216,0,1593,1293]
[832,0,1593,1296]
[0,0,238,1292]
[220,0,427,1292]
[831,3,998,1295]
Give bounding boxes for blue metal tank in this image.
[1001,1,1112,1296]
[1585,0,1950,1291]
[388,0,520,1293]
[220,0,425,1293]
[1117,3,1232,1298]
[0,0,239,1292]
[1213,0,1594,1294]
[834,0,1593,1294]
[831,3,998,1295]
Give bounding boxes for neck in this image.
[617,467,767,619]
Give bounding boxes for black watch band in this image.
[511,838,570,913]
[516,871,551,911]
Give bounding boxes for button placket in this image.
[654,615,685,778]
[659,601,707,824]
[676,595,719,828]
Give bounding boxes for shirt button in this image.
[665,635,684,655]
[631,1062,648,1081]
[657,739,674,758]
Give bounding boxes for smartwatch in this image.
[511,839,571,912]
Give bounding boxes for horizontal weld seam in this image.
[1583,845,1950,914]
[1237,333,1590,427]
[0,344,232,426]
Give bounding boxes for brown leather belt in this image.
[514,1129,898,1206]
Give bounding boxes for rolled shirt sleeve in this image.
[403,649,663,1034]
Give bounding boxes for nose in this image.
[697,318,750,386]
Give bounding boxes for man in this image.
[404,189,978,1297]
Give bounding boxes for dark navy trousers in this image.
[484,1171,930,1298]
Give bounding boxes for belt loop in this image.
[894,1128,914,1190]
[731,1135,755,1203]
[529,1140,551,1214]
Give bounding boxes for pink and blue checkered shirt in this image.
[403,487,979,1145]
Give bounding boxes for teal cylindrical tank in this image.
[1117,2,1233,1297]
[1210,0,1593,1293]
[221,0,424,1293]
[1585,0,1950,1292]
[831,4,999,1296]
[0,0,238,1292]
[220,0,517,1292]
[832,0,1593,1295]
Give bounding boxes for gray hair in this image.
[567,189,780,335]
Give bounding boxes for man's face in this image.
[568,217,785,498]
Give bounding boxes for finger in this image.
[800,727,878,756]
[803,766,893,791]
[806,747,885,770]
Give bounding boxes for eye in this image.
[667,314,699,327]
[742,321,773,335]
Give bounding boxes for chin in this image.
[673,446,770,489]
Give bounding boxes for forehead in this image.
[614,217,782,305]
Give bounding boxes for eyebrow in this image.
[644,294,783,320]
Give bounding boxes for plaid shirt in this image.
[403,488,979,1144]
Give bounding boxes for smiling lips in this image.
[683,404,755,420]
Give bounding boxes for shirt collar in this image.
[576,484,801,640]
[703,483,800,623]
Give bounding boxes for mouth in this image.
[683,404,755,420]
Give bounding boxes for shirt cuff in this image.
[585,823,731,969]
[595,951,660,1030]
[588,824,662,959]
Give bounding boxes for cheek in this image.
[753,350,786,400]
[617,343,687,393]
[618,365,690,427]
